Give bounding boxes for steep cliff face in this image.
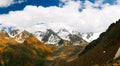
[62,20,120,66]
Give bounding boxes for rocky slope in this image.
[61,20,120,66]
[0,30,53,66]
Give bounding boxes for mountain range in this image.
[0,19,120,66]
[0,23,94,66]
[0,23,101,46]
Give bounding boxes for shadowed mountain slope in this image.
[62,19,120,66]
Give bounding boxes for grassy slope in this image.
[0,34,53,66]
[44,45,86,66]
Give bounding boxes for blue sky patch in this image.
[0,0,117,14]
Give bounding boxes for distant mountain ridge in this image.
[0,23,100,45]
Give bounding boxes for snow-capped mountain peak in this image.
[0,23,101,45]
[82,32,101,42]
[13,30,31,43]
[57,28,70,41]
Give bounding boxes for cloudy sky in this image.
[0,0,120,33]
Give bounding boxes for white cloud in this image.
[0,0,14,7]
[0,0,120,33]
[0,0,26,7]
[116,0,120,5]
